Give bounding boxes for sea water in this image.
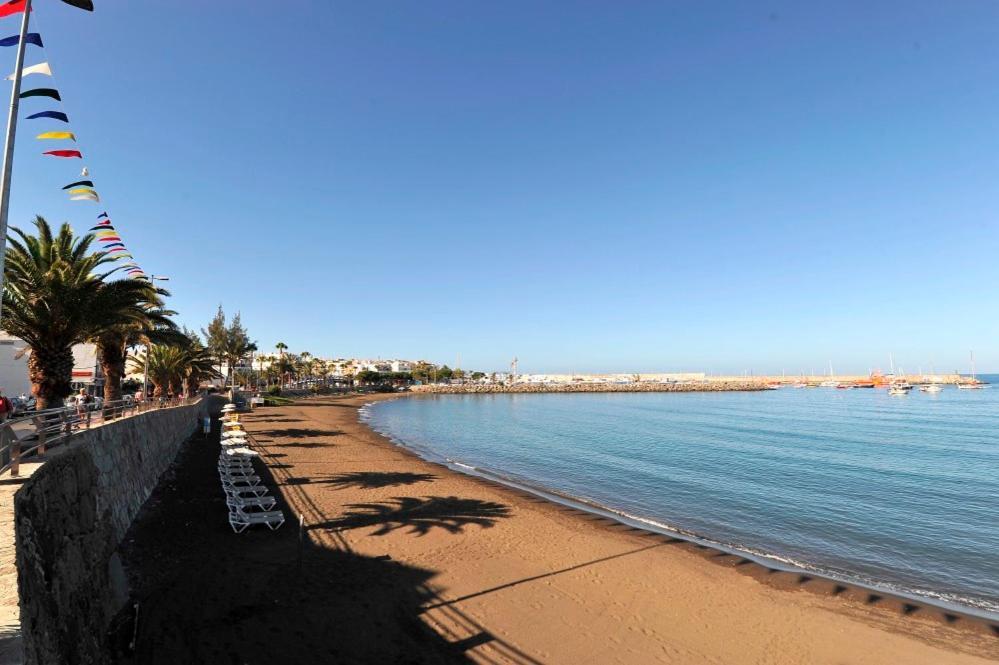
[364,380,999,616]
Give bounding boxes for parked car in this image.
[10,396,35,416]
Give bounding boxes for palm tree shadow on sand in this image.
[312,496,511,536]
[323,471,438,490]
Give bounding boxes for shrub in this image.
[267,385,282,396]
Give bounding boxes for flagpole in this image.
[0,0,32,322]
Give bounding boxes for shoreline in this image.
[360,396,999,622]
[240,394,998,663]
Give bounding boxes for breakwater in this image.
[411,381,766,394]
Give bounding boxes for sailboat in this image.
[957,351,984,390]
[819,360,838,387]
[887,354,912,395]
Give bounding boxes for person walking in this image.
[0,389,12,422]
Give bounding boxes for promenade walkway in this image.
[0,462,42,665]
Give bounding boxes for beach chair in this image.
[221,481,270,498]
[219,460,254,472]
[228,507,285,533]
[219,471,262,486]
[225,493,277,511]
[222,447,259,458]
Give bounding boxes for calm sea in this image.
[364,378,999,616]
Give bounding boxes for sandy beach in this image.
[117,394,999,664]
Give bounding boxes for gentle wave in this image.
[363,391,999,618]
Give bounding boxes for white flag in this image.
[70,192,100,202]
[81,167,89,177]
[6,62,52,80]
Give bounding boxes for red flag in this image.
[43,149,82,158]
[0,2,28,19]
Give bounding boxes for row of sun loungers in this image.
[219,403,285,533]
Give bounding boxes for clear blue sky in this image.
[6,1,999,374]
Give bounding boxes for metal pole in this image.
[0,0,33,321]
[142,342,149,400]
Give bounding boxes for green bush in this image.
[266,385,282,396]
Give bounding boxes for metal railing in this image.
[0,395,199,477]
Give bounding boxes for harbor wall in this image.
[13,397,220,665]
[412,381,766,394]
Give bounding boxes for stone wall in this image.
[411,381,766,394]
[13,398,219,665]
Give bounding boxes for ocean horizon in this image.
[365,378,999,617]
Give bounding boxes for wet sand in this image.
[117,394,999,664]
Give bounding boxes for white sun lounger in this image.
[221,482,270,498]
[220,473,261,487]
[228,507,285,533]
[222,447,259,458]
[226,494,277,511]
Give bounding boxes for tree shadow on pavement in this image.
[311,496,511,537]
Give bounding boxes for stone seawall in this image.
[13,398,219,665]
[411,381,766,394]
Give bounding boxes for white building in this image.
[0,332,103,397]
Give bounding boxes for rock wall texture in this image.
[411,381,767,394]
[13,398,218,665]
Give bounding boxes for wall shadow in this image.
[109,423,476,664]
[311,496,511,537]
[322,471,438,490]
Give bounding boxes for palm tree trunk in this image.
[151,380,165,399]
[97,335,126,403]
[27,346,75,410]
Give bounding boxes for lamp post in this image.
[0,0,34,321]
[141,275,169,400]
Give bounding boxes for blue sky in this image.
[5,1,999,374]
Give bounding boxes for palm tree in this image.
[2,217,162,409]
[94,302,182,403]
[183,343,219,396]
[127,344,185,398]
[276,341,287,357]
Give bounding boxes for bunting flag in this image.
[98,211,108,218]
[81,167,89,176]
[65,180,94,189]
[61,0,94,10]
[26,110,68,122]
[19,88,60,101]
[18,88,62,102]
[70,193,99,201]
[91,221,112,229]
[99,238,122,244]
[68,187,97,196]
[95,230,118,237]
[102,242,125,249]
[37,131,76,141]
[0,1,28,19]
[6,62,52,80]
[43,149,82,158]
[0,33,43,48]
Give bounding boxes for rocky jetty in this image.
[411,381,767,394]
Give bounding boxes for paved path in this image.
[0,463,43,665]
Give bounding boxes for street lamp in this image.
[141,275,170,400]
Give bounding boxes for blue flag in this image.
[0,33,43,48]
[26,110,69,123]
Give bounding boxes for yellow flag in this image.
[36,131,76,141]
[68,187,97,196]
